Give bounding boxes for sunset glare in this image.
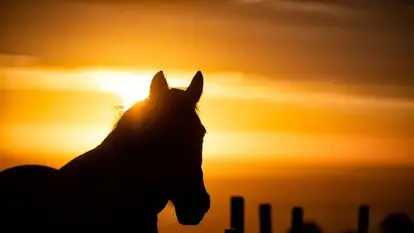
[2,1,414,233]
[91,70,152,110]
[1,66,414,169]
[88,69,201,110]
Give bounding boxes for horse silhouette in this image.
[0,70,210,232]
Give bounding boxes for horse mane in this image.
[112,98,150,131]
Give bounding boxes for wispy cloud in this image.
[2,0,413,88]
[237,0,358,18]
[2,67,414,109]
[1,66,414,165]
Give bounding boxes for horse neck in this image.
[97,130,167,189]
[59,131,170,215]
[59,145,111,178]
[58,142,168,219]
[59,131,121,176]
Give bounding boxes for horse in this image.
[0,70,211,232]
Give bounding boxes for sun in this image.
[86,69,196,114]
[88,70,153,110]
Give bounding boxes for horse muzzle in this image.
[174,193,210,225]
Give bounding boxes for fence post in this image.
[230,196,245,233]
[357,205,370,233]
[259,203,272,233]
[291,207,304,233]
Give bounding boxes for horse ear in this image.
[186,70,204,105]
[150,70,169,98]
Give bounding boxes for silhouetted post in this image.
[230,196,245,233]
[225,228,239,233]
[357,205,370,233]
[259,203,272,233]
[291,207,304,233]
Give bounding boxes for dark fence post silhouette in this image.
[225,196,376,233]
[259,203,272,233]
[357,205,370,233]
[230,196,245,233]
[291,207,304,233]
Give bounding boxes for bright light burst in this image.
[86,69,193,112]
[88,70,153,110]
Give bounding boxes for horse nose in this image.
[176,192,210,225]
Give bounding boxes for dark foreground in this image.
[159,166,414,233]
[1,158,413,233]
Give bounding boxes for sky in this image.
[2,1,413,85]
[1,0,414,172]
[1,67,414,171]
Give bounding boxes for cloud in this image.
[0,54,41,66]
[1,0,413,87]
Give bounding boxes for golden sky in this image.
[1,66,414,170]
[1,1,414,171]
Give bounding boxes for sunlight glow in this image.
[1,67,414,169]
[85,69,197,111]
[89,70,152,110]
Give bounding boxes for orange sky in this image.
[1,66,414,170]
[1,1,414,172]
